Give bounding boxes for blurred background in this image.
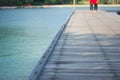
[0,0,120,6]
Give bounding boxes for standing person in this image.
[89,0,98,12]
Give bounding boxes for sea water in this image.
[0,8,73,80]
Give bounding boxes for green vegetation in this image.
[0,0,32,6]
[0,0,120,6]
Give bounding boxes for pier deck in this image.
[30,10,120,80]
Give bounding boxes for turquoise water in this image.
[0,8,73,80]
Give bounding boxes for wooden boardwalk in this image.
[29,10,120,80]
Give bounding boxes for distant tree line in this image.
[0,0,32,6]
[0,0,120,6]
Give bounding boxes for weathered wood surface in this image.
[35,10,120,80]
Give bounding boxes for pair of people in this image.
[89,0,98,12]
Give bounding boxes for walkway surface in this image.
[30,10,120,80]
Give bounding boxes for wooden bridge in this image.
[29,10,120,80]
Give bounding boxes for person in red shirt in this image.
[89,0,98,12]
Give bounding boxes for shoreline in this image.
[0,4,120,9]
